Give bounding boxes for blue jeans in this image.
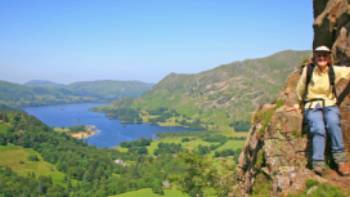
[304,105,345,164]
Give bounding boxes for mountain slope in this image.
[100,50,310,131]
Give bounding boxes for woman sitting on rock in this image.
[296,45,350,176]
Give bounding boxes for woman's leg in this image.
[323,106,346,164]
[305,108,326,166]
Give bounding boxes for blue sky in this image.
[0,0,313,84]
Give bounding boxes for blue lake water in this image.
[23,103,195,148]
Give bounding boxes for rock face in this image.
[236,0,350,196]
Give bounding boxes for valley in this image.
[3,0,350,196]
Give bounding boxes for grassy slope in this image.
[103,50,310,132]
[0,144,66,185]
[110,188,188,197]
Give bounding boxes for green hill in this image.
[0,107,121,196]
[0,80,95,107]
[98,50,310,132]
[0,79,153,107]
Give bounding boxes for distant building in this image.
[162,180,171,189]
[114,159,126,166]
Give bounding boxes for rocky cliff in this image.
[236,0,350,196]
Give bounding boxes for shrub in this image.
[196,145,211,155]
[202,134,228,144]
[28,154,39,161]
[214,149,236,157]
[230,121,251,132]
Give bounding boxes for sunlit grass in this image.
[110,188,188,197]
[0,144,66,185]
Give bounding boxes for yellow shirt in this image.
[296,65,350,109]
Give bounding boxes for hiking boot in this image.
[337,162,350,176]
[313,165,327,176]
[333,152,347,164]
[312,161,327,176]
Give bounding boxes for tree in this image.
[38,176,53,194]
[178,151,218,197]
[154,143,182,155]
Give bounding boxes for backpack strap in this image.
[303,64,315,103]
[328,65,337,99]
[337,81,350,105]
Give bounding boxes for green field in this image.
[111,187,220,197]
[0,144,66,184]
[147,131,245,156]
[216,140,245,151]
[147,136,215,155]
[110,188,188,197]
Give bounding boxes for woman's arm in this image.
[334,66,350,81]
[296,67,307,102]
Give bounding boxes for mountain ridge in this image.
[0,79,153,107]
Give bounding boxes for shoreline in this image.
[54,125,98,140]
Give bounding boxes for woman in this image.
[296,45,350,176]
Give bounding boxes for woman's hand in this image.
[285,103,301,113]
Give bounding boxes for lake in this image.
[23,103,195,148]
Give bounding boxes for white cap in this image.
[314,45,331,53]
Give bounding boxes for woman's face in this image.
[314,52,330,68]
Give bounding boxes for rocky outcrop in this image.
[235,72,323,197]
[236,0,350,196]
[314,0,350,152]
